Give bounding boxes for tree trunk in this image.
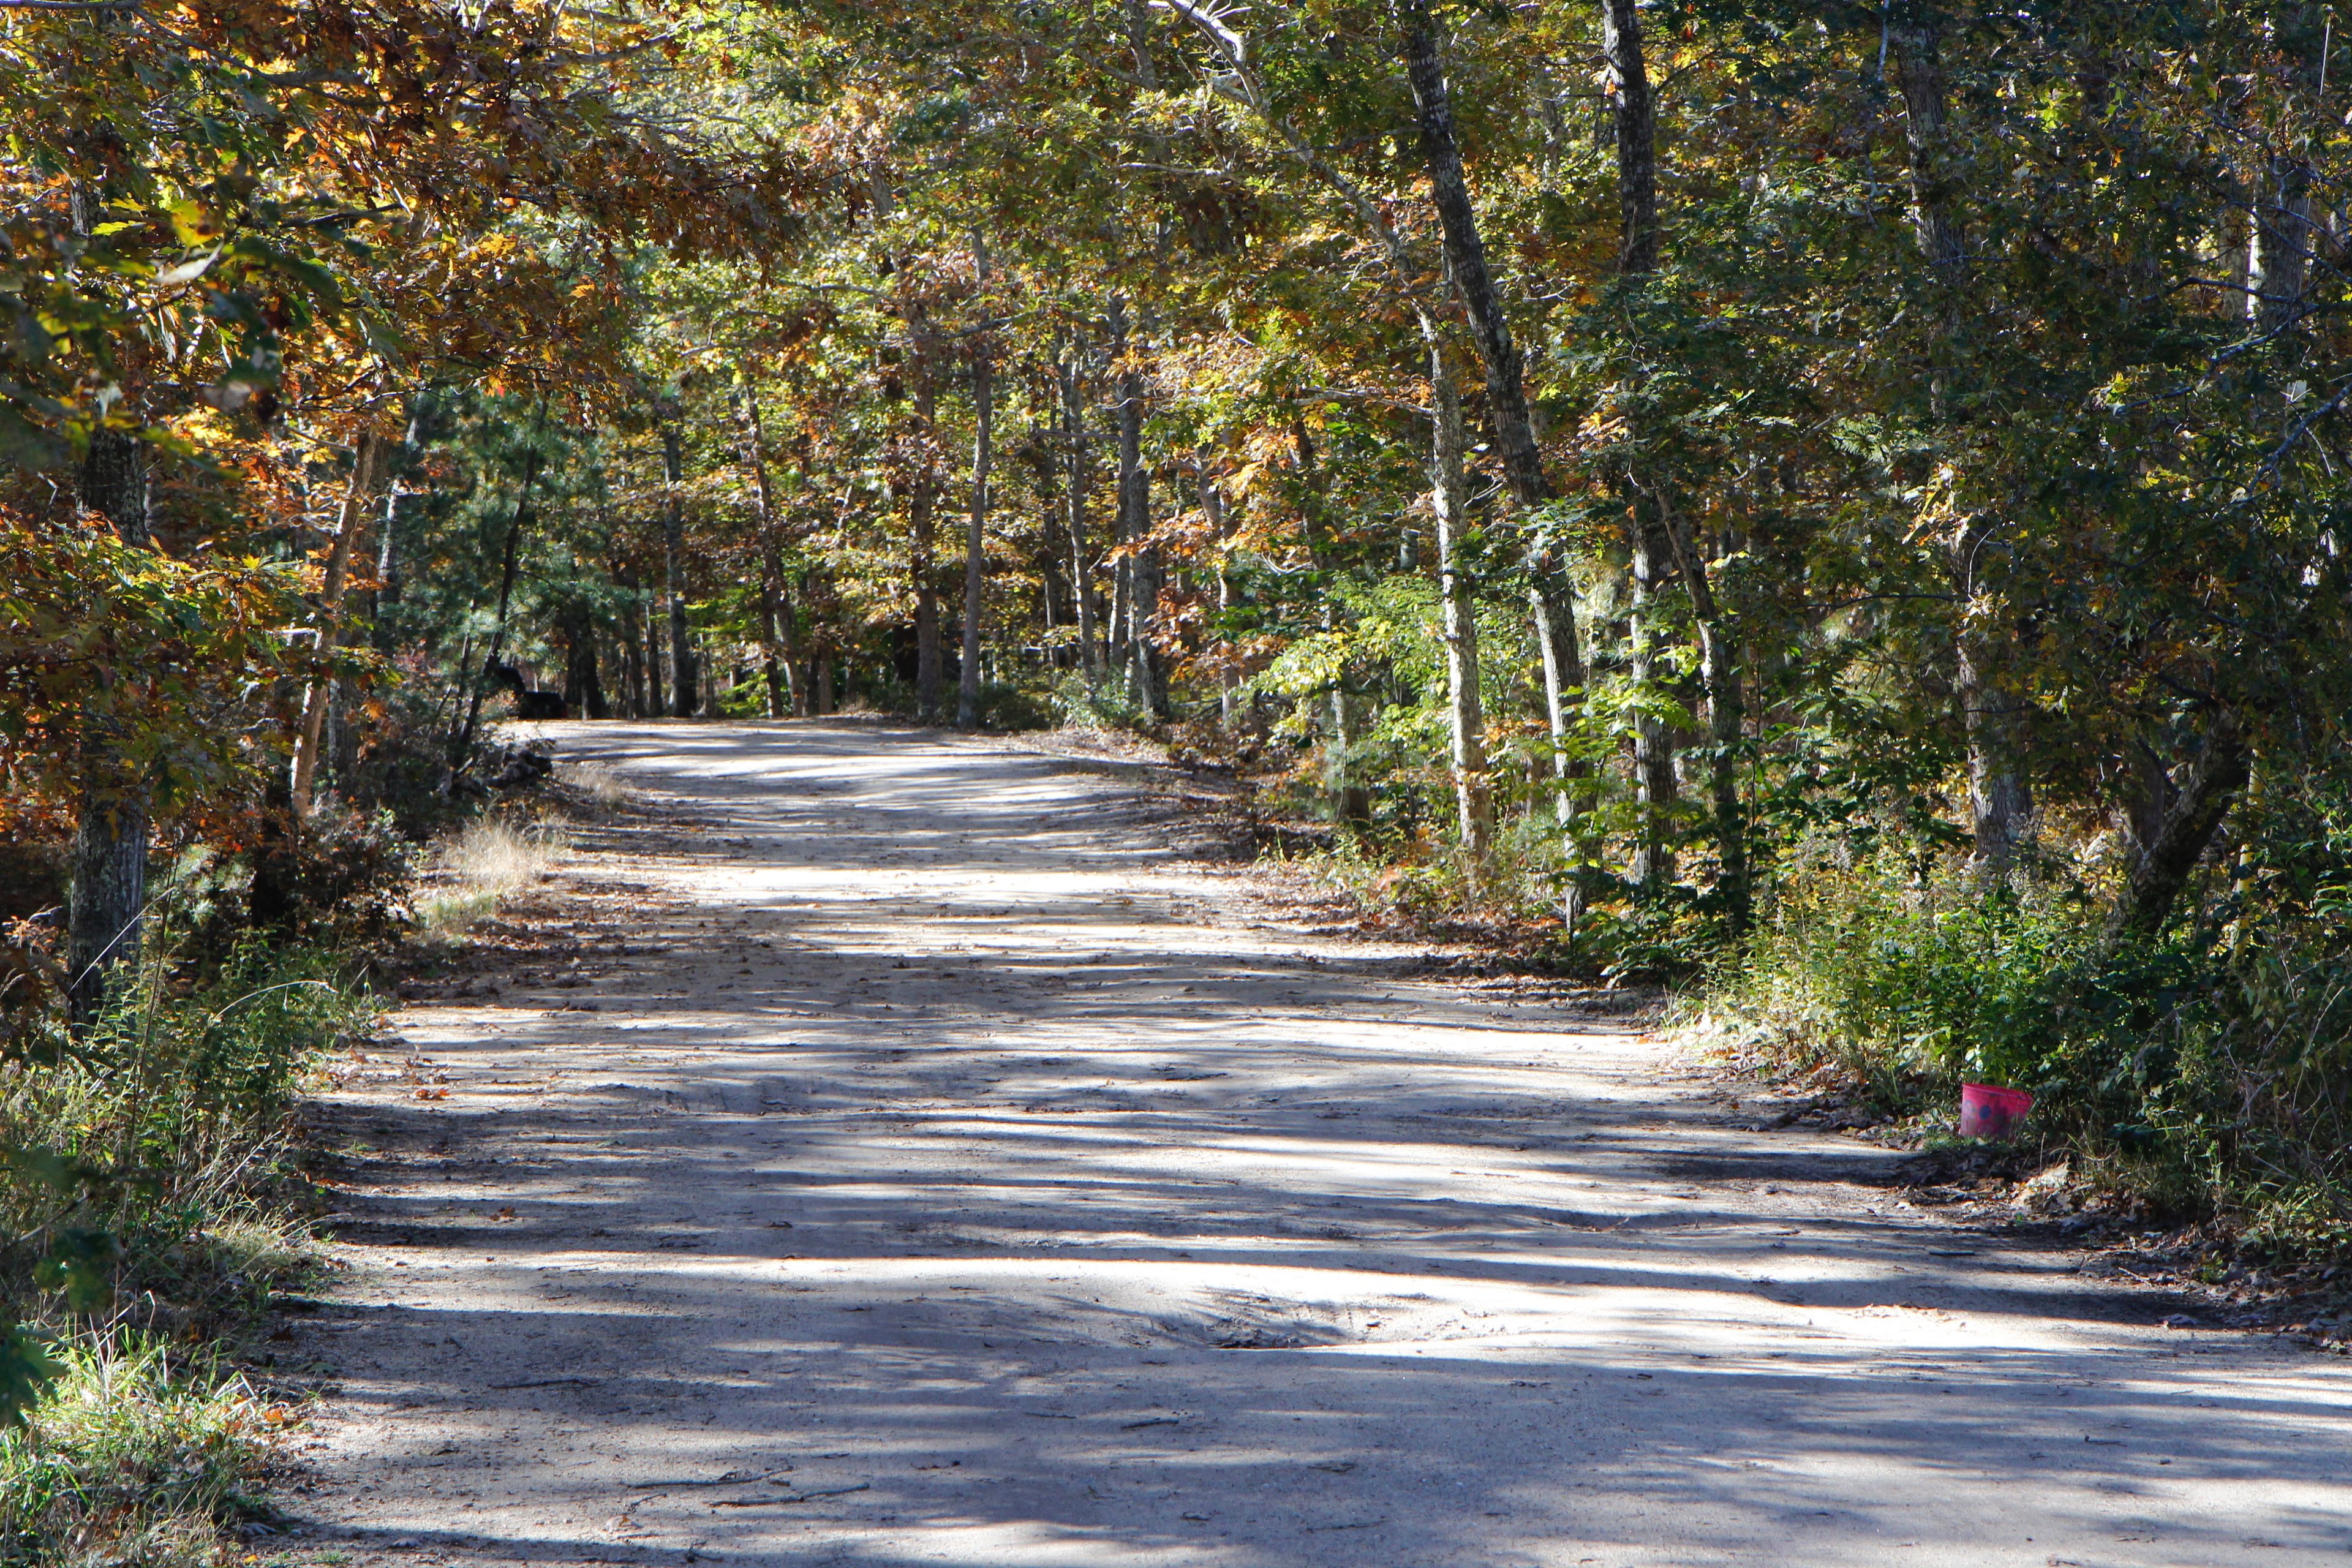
[1199,464,1238,726]
[642,578,666,717]
[662,423,698,718]
[912,368,944,722]
[1600,0,1659,274]
[1396,0,1550,509]
[1627,491,1679,891]
[1289,416,1364,822]
[562,611,606,719]
[66,427,151,1027]
[617,581,646,718]
[1528,548,1584,829]
[736,382,795,719]
[1602,0,1678,894]
[1109,298,1165,716]
[2113,711,2248,940]
[1061,344,1102,684]
[1429,343,1490,858]
[1656,491,1751,932]
[959,237,994,728]
[2250,153,2313,336]
[1890,10,2032,868]
[290,432,388,814]
[450,447,543,776]
[370,394,426,657]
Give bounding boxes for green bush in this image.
[1692,832,2352,1256]
[1697,843,2096,1098]
[1,938,367,1322]
[0,1334,277,1568]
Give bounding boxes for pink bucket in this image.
[1958,1082,2034,1140]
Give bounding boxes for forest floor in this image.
[279,718,2349,1568]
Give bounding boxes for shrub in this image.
[1691,831,2352,1256]
[0,938,367,1322]
[0,1335,278,1568]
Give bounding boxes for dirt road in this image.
[292,720,2349,1567]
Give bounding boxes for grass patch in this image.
[0,1334,283,1568]
[413,817,559,937]
[556,761,629,809]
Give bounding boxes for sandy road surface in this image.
[288,719,2349,1567]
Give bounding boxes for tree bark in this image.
[371,394,426,657]
[959,235,994,728]
[661,421,698,718]
[67,427,151,1027]
[1656,490,1751,932]
[1198,462,1238,726]
[1396,0,1550,509]
[2250,152,2313,336]
[911,364,944,723]
[290,432,388,814]
[1429,344,1490,858]
[450,447,543,776]
[1627,490,1679,891]
[1890,7,2032,869]
[1600,0,1659,274]
[1109,298,1166,717]
[643,577,668,717]
[616,566,646,718]
[736,382,796,719]
[1061,341,1102,685]
[1604,0,1681,894]
[2113,711,2248,940]
[1528,556,1583,830]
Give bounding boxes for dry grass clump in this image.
[415,818,560,935]
[559,761,630,807]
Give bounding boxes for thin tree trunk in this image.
[371,394,426,657]
[1198,463,1237,727]
[1291,416,1365,823]
[291,432,388,814]
[1396,0,1550,509]
[1601,0,1659,274]
[450,448,544,776]
[1529,552,1584,829]
[2112,712,2248,940]
[1627,492,1679,891]
[617,584,646,719]
[736,382,794,719]
[912,368,943,722]
[1109,298,1164,716]
[1061,344,1101,684]
[1429,344,1490,858]
[643,577,667,717]
[66,428,151,1027]
[1656,490,1751,932]
[1891,7,2030,868]
[960,236,994,728]
[661,422,697,718]
[2250,153,2313,335]
[1605,0,1678,893]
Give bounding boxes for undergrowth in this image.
[1,907,376,1564]
[0,1335,282,1568]
[1684,835,2352,1262]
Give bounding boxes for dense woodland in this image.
[4,0,2352,1437]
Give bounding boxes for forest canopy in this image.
[6,1,2352,1252]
